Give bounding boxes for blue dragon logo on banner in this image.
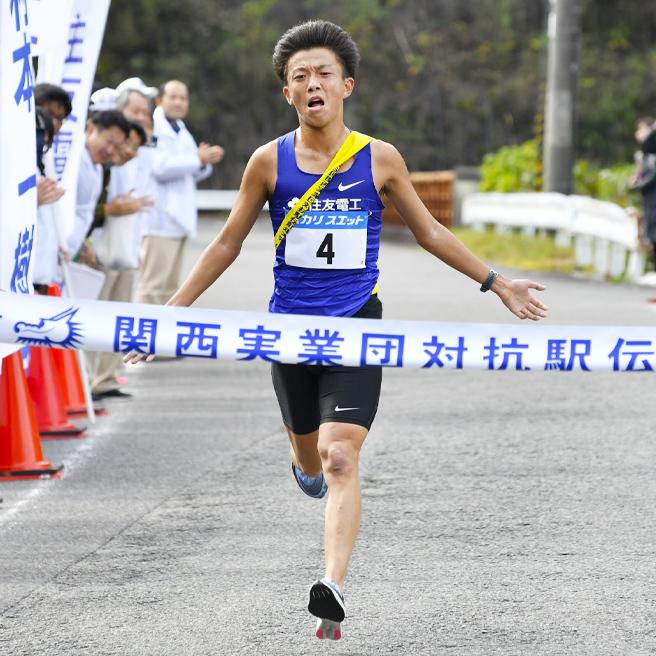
[13,307,83,349]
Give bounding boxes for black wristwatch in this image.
[480,269,498,292]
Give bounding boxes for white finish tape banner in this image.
[0,293,655,372]
[0,0,37,359]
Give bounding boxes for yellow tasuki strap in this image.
[273,131,373,249]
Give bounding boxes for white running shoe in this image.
[308,577,345,639]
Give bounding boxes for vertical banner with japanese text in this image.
[30,0,74,58]
[0,0,37,359]
[36,0,110,245]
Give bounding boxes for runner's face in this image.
[283,48,354,127]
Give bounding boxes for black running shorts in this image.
[271,295,383,434]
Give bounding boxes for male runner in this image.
[128,20,547,640]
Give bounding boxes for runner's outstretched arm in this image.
[167,144,273,308]
[374,141,548,321]
[124,143,274,364]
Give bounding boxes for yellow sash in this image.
[273,131,373,249]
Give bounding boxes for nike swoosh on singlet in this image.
[334,405,359,412]
[337,180,364,192]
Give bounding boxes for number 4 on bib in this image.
[285,217,368,269]
[316,233,335,265]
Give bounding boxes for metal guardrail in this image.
[462,192,645,280]
[197,189,648,280]
[196,189,269,212]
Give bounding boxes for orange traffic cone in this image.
[0,352,64,480]
[47,282,62,296]
[46,282,107,417]
[26,347,85,439]
[52,349,107,417]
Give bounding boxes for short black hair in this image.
[128,121,147,146]
[35,107,55,144]
[34,83,73,116]
[272,20,360,82]
[88,110,131,138]
[636,116,654,128]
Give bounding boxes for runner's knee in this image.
[319,440,358,479]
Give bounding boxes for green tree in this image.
[97,0,656,187]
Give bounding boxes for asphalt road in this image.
[1,217,655,656]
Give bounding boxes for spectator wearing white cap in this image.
[93,85,156,262]
[115,76,159,101]
[89,87,119,112]
[136,79,224,305]
[89,85,155,400]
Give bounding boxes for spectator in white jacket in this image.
[90,121,151,400]
[137,80,224,305]
[89,85,155,400]
[67,111,130,260]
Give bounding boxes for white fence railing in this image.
[461,192,645,280]
[196,189,239,211]
[196,189,269,212]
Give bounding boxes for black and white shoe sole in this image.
[308,580,345,623]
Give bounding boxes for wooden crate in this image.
[382,170,455,228]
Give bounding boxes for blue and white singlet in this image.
[268,130,385,317]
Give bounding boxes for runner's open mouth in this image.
[308,98,324,108]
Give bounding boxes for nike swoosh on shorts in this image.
[334,405,359,412]
[337,180,364,192]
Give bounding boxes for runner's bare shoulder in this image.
[370,139,407,194]
[370,139,405,167]
[245,139,278,196]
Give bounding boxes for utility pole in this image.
[543,0,583,193]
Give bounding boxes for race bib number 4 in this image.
[284,212,369,269]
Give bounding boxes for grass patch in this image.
[451,226,578,273]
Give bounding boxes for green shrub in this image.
[480,140,639,207]
[573,161,638,208]
[479,139,540,192]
